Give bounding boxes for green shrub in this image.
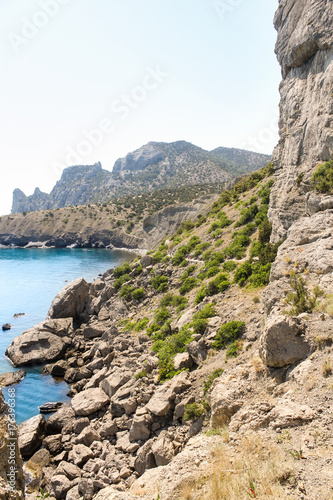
[132,288,146,301]
[183,402,205,421]
[193,242,211,257]
[179,277,197,295]
[203,368,224,395]
[226,340,242,358]
[151,275,169,292]
[311,159,333,193]
[119,284,135,301]
[133,317,149,331]
[156,325,193,380]
[180,265,196,282]
[234,204,258,228]
[285,273,321,315]
[135,369,147,379]
[114,274,131,290]
[160,293,188,312]
[114,262,131,278]
[234,261,252,287]
[213,321,245,350]
[222,261,237,272]
[206,273,230,296]
[195,286,208,304]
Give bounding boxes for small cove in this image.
[0,247,133,424]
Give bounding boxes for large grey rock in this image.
[74,425,101,446]
[71,388,110,416]
[209,380,245,428]
[260,314,310,368]
[5,321,71,366]
[269,0,333,242]
[47,278,89,319]
[151,433,175,466]
[0,370,26,387]
[186,341,207,365]
[18,414,46,457]
[134,439,156,476]
[129,414,152,442]
[46,406,75,434]
[50,474,72,499]
[99,368,132,398]
[173,352,193,371]
[146,371,191,417]
[71,444,94,466]
[56,461,82,480]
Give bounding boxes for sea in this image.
[0,247,133,424]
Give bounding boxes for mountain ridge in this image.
[11,141,270,214]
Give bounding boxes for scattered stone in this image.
[99,369,132,398]
[39,402,64,414]
[50,474,72,500]
[129,414,152,442]
[46,406,75,434]
[71,444,94,466]
[152,434,175,466]
[2,323,11,331]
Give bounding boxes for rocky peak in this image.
[112,144,164,175]
[269,0,333,242]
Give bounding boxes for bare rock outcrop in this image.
[269,0,333,242]
[47,278,89,319]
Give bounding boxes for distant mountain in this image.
[11,141,270,214]
[210,147,271,176]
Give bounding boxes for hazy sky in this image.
[0,0,281,215]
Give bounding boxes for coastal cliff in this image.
[269,0,333,242]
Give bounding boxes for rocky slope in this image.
[269,0,333,242]
[11,142,270,214]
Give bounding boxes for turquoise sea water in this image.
[0,248,133,424]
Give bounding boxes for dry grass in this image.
[251,355,265,374]
[178,434,294,500]
[322,358,332,377]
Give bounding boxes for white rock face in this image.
[269,0,333,242]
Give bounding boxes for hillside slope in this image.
[11,141,270,214]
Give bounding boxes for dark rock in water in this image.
[13,313,25,318]
[0,370,26,387]
[39,402,65,414]
[2,323,11,331]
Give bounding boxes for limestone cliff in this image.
[269,0,333,242]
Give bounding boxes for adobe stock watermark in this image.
[213,0,244,21]
[52,65,169,175]
[238,109,279,154]
[6,388,18,493]
[8,0,72,53]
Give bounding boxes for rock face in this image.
[47,278,89,320]
[0,370,26,387]
[0,390,25,499]
[269,0,333,242]
[5,320,71,367]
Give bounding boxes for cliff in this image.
[269,0,333,241]
[11,142,270,214]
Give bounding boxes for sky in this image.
[0,0,281,216]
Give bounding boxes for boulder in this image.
[146,371,191,417]
[99,368,132,398]
[2,323,11,331]
[260,314,310,367]
[186,341,207,365]
[129,414,152,442]
[268,400,316,429]
[50,474,72,500]
[140,255,153,268]
[173,352,192,371]
[71,444,94,466]
[5,322,70,367]
[47,278,89,319]
[46,406,75,434]
[0,370,26,387]
[82,323,105,340]
[78,478,94,500]
[43,434,63,455]
[71,388,110,416]
[66,486,81,500]
[75,425,101,446]
[56,461,82,480]
[116,432,140,453]
[50,360,69,377]
[18,414,46,457]
[26,448,51,476]
[152,434,175,466]
[209,380,245,428]
[134,439,156,476]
